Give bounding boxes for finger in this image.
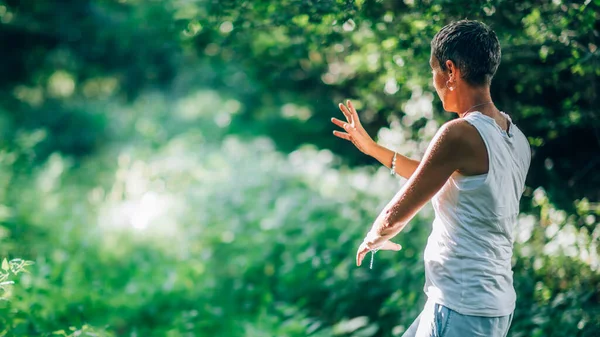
[356,250,364,266]
[331,116,353,133]
[380,241,402,251]
[332,130,352,141]
[331,117,346,129]
[338,103,353,123]
[356,244,369,266]
[346,100,360,124]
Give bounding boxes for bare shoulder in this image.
[428,119,486,173]
[435,118,478,148]
[437,118,488,174]
[423,119,473,164]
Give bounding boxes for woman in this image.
[331,20,531,337]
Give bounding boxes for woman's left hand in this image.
[356,240,402,267]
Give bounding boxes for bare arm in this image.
[357,119,472,265]
[366,143,420,180]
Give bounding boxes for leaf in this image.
[1,259,8,271]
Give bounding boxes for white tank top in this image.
[423,111,531,317]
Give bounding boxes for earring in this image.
[445,79,455,91]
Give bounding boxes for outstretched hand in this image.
[356,240,402,267]
[332,100,376,155]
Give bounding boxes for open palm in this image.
[331,100,376,155]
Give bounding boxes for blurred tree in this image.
[1,0,598,208]
[0,0,183,161]
[188,0,600,212]
[0,0,599,336]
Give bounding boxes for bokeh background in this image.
[0,0,599,336]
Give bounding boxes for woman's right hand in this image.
[331,100,376,156]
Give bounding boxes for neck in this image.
[454,87,495,118]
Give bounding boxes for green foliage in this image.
[0,89,429,334]
[2,0,599,209]
[0,258,33,299]
[191,0,600,210]
[0,0,598,336]
[52,325,115,337]
[0,91,596,336]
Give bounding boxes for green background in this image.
[0,0,599,336]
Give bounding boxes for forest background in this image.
[0,0,599,336]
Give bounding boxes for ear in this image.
[445,59,459,79]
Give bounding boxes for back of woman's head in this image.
[431,20,501,87]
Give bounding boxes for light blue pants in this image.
[401,299,513,337]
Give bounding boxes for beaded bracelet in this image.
[390,151,397,176]
[364,241,384,270]
[369,249,378,269]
